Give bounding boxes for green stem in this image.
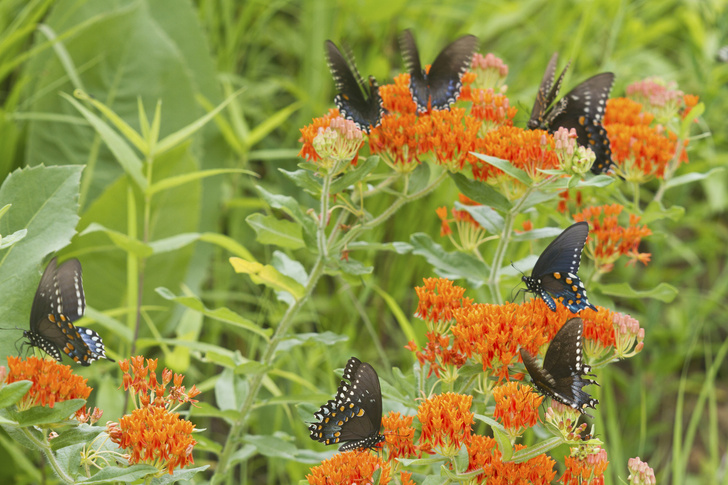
[23,428,74,484]
[318,171,333,258]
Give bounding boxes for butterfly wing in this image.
[528,53,570,130]
[309,357,384,451]
[324,40,383,132]
[521,318,599,416]
[549,72,615,174]
[399,30,429,112]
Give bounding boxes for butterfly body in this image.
[24,258,113,366]
[399,30,477,113]
[521,221,596,314]
[528,53,615,174]
[309,357,384,451]
[325,40,384,133]
[520,317,599,416]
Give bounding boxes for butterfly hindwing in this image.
[309,357,384,451]
[520,318,599,416]
[522,222,597,314]
[399,30,477,112]
[325,40,384,133]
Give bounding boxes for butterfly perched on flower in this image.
[399,29,478,113]
[324,40,385,133]
[309,357,384,451]
[520,317,599,417]
[528,53,615,174]
[23,257,114,366]
[521,221,597,314]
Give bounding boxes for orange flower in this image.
[306,450,391,485]
[382,412,417,461]
[469,88,517,134]
[5,356,91,412]
[492,381,543,432]
[467,435,556,484]
[417,393,473,454]
[574,204,652,273]
[415,278,473,325]
[108,406,196,475]
[682,94,699,119]
[119,357,201,411]
[400,471,416,485]
[561,446,609,485]
[298,109,345,162]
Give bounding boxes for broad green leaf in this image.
[255,185,317,239]
[151,465,209,484]
[407,161,432,194]
[76,465,159,484]
[449,172,511,212]
[156,287,271,340]
[454,202,504,233]
[276,332,348,356]
[577,175,615,187]
[410,233,489,282]
[470,152,532,185]
[49,425,106,451]
[519,189,558,212]
[190,402,242,422]
[0,381,32,408]
[511,227,564,242]
[493,426,513,462]
[246,213,305,250]
[148,168,256,196]
[61,92,147,190]
[641,201,685,224]
[11,399,86,427]
[230,257,305,301]
[278,168,321,194]
[510,437,563,462]
[665,167,724,190]
[599,282,679,302]
[329,156,380,193]
[80,222,153,257]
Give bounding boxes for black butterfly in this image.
[520,317,599,417]
[399,29,478,113]
[521,221,597,314]
[324,40,385,133]
[528,53,615,174]
[309,357,384,451]
[23,257,114,366]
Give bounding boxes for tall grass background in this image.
[0,0,725,483]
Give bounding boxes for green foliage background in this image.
[0,0,726,483]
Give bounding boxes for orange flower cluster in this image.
[5,356,91,412]
[561,446,609,485]
[467,435,556,484]
[417,392,474,454]
[109,356,200,476]
[492,381,543,432]
[382,412,418,461]
[415,278,473,325]
[120,356,200,411]
[473,126,559,182]
[108,406,196,475]
[298,109,342,162]
[306,450,391,485]
[574,204,652,272]
[604,97,687,180]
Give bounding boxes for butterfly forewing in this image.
[324,40,384,133]
[309,356,384,451]
[528,53,570,130]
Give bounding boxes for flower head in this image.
[107,406,196,475]
[312,116,365,171]
[613,312,645,359]
[382,412,417,461]
[628,457,656,485]
[467,435,556,485]
[554,127,595,175]
[492,381,543,437]
[626,77,684,122]
[5,356,91,413]
[436,194,495,252]
[306,450,391,485]
[470,53,509,92]
[417,393,474,456]
[298,109,344,162]
[561,446,609,485]
[119,356,200,412]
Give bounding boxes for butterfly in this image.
[324,40,385,133]
[521,221,597,314]
[399,29,478,113]
[528,53,615,174]
[520,317,599,417]
[23,257,114,366]
[309,356,384,451]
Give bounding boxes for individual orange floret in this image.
[5,356,91,411]
[382,412,417,461]
[417,392,474,455]
[306,450,391,485]
[108,406,196,475]
[492,381,543,433]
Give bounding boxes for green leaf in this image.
[76,465,159,484]
[255,185,317,239]
[156,287,271,340]
[60,92,147,190]
[665,167,724,190]
[679,102,704,138]
[493,426,513,462]
[449,172,511,212]
[599,282,679,302]
[11,399,86,427]
[148,168,257,196]
[243,101,303,149]
[50,425,106,451]
[244,434,298,460]
[278,168,321,194]
[519,189,558,212]
[329,156,380,194]
[276,332,348,356]
[577,175,615,187]
[150,465,209,484]
[347,241,413,253]
[470,152,532,185]
[410,233,489,281]
[246,213,304,250]
[0,228,27,249]
[73,89,147,153]
[510,437,563,463]
[641,201,685,224]
[0,381,32,408]
[80,222,154,257]
[511,227,564,242]
[454,202,504,233]
[229,257,305,301]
